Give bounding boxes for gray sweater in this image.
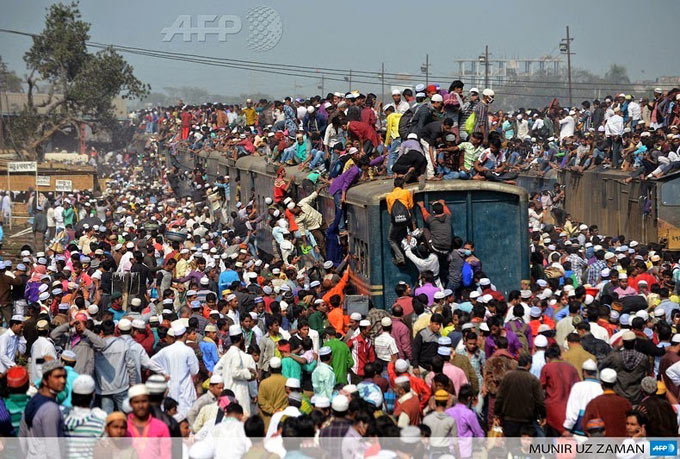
[50,324,107,376]
[93,336,136,395]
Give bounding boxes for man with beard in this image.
[212,325,257,416]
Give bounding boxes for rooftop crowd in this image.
[0,80,679,458]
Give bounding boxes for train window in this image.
[350,237,369,276]
[661,181,680,206]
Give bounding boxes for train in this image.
[169,149,531,309]
[516,168,680,252]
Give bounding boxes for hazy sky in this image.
[2,0,679,99]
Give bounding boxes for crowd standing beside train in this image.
[0,81,679,458]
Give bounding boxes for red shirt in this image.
[285,209,298,232]
[393,296,414,317]
[347,121,379,147]
[630,272,658,292]
[348,334,375,377]
[273,179,287,203]
[180,111,192,128]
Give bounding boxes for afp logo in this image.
[161,6,283,52]
[649,440,677,457]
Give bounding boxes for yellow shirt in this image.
[243,107,257,126]
[385,112,403,145]
[343,158,355,173]
[412,312,432,338]
[386,187,413,213]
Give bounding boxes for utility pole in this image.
[0,77,4,153]
[485,45,489,89]
[380,62,385,106]
[420,54,430,86]
[478,46,491,89]
[317,73,324,96]
[560,26,574,107]
[349,69,352,92]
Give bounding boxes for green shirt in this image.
[324,338,354,385]
[459,142,484,171]
[308,311,327,336]
[281,357,317,381]
[63,207,75,227]
[5,393,29,435]
[306,171,321,184]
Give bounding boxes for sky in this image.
[1,0,679,100]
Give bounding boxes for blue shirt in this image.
[218,269,240,295]
[199,339,219,372]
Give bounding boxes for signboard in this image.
[55,179,73,192]
[36,176,51,186]
[8,161,37,172]
[344,295,369,317]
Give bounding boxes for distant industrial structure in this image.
[455,55,564,88]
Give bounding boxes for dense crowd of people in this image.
[147,83,680,188]
[0,80,679,458]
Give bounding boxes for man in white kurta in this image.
[30,321,57,382]
[562,359,603,435]
[151,324,199,418]
[213,325,256,416]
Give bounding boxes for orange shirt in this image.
[322,269,350,305]
[529,317,555,337]
[328,306,349,335]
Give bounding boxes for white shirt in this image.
[530,350,546,378]
[213,345,256,417]
[517,119,529,139]
[46,208,55,227]
[665,359,680,387]
[394,100,410,114]
[117,251,134,272]
[0,329,26,372]
[532,118,544,132]
[151,340,199,419]
[559,116,575,140]
[29,336,57,382]
[588,322,610,343]
[374,331,398,362]
[266,405,301,438]
[605,114,624,137]
[563,379,603,432]
[628,101,641,120]
[54,206,64,225]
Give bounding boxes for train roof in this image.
[232,155,528,206]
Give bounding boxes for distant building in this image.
[455,56,563,88]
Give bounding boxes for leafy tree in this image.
[15,1,148,159]
[604,64,630,84]
[0,56,23,92]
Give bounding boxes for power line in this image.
[0,27,673,93]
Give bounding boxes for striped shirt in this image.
[64,406,106,459]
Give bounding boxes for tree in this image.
[15,2,149,160]
[0,56,23,92]
[604,64,630,85]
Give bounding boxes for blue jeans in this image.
[333,191,345,232]
[100,390,128,414]
[281,146,297,163]
[308,149,326,169]
[440,170,469,180]
[387,139,402,174]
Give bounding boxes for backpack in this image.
[397,106,416,139]
[461,261,474,287]
[390,199,411,226]
[509,320,530,353]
